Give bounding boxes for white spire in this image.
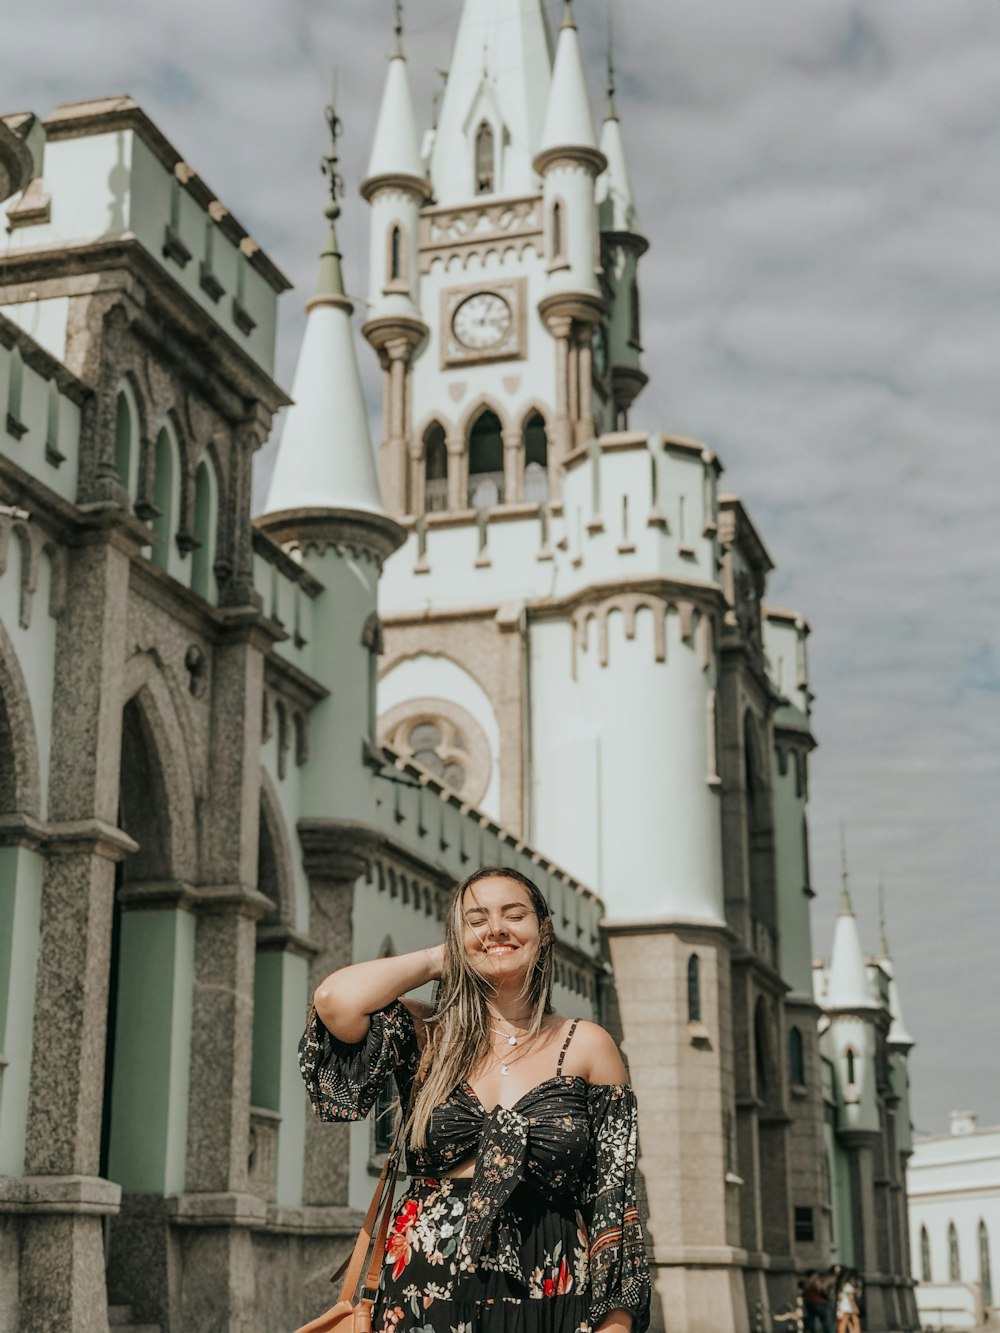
[265,102,384,520]
[539,4,597,156]
[827,857,878,1011]
[877,889,915,1048]
[598,112,639,234]
[366,12,424,184]
[430,0,553,204]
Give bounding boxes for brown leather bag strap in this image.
[361,1157,400,1297]
[332,1148,398,1300]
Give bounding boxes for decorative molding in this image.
[256,508,406,570]
[419,193,542,275]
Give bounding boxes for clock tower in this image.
[363,0,646,518]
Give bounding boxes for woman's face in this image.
[460,876,541,986]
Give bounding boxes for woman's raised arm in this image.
[313,944,445,1042]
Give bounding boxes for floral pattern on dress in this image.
[300,1004,651,1333]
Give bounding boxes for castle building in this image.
[0,5,917,1330]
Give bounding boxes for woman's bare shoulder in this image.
[566,1018,629,1086]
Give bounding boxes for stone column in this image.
[502,429,522,505]
[843,1133,892,1332]
[576,327,595,447]
[446,431,465,512]
[550,317,572,502]
[409,441,426,519]
[603,921,748,1333]
[384,341,410,517]
[171,619,272,1333]
[19,533,134,1333]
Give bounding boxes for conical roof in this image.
[598,111,638,232]
[367,43,424,182]
[827,882,878,1011]
[876,898,915,1048]
[264,151,384,519]
[539,5,597,155]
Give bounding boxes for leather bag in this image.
[293,1113,407,1333]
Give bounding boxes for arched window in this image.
[190,458,217,601]
[45,382,63,465]
[629,277,641,346]
[551,201,564,261]
[151,427,175,571]
[475,121,495,195]
[423,423,448,514]
[846,1048,857,1087]
[754,997,769,1095]
[468,409,504,509]
[920,1226,932,1282]
[789,1026,805,1086]
[389,224,403,283]
[981,1220,992,1307]
[6,345,24,432]
[687,954,701,1023]
[114,390,134,489]
[949,1222,961,1282]
[523,412,549,503]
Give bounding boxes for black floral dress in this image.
[300,1003,651,1333]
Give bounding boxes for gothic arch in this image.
[413,411,456,452]
[519,403,551,433]
[122,651,198,882]
[458,395,510,441]
[257,770,296,928]
[0,617,40,818]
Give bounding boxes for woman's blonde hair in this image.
[408,866,554,1147]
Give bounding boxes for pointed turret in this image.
[365,5,424,186]
[430,0,552,204]
[597,42,639,235]
[877,887,914,1049]
[595,29,648,428]
[538,3,598,158]
[262,98,403,560]
[827,851,878,1012]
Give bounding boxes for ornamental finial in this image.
[838,822,853,914]
[394,0,404,58]
[878,881,890,957]
[605,6,617,119]
[562,1,575,31]
[316,74,346,298]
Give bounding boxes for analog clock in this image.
[452,292,513,350]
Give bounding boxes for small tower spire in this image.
[393,0,404,57]
[878,880,890,957]
[838,823,853,914]
[605,7,617,121]
[316,85,346,300]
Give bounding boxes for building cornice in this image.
[601,228,650,258]
[256,508,407,568]
[40,96,291,293]
[0,312,91,405]
[0,237,291,414]
[360,171,434,205]
[533,145,608,178]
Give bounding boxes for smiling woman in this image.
[302,866,651,1333]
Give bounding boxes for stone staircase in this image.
[108,1305,161,1333]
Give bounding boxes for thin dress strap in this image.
[556,1018,580,1075]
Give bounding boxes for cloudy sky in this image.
[3,0,998,1135]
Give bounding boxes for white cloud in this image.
[2,0,998,1134]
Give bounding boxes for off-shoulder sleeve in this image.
[582,1083,651,1333]
[298,999,419,1122]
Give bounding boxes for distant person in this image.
[836,1269,861,1333]
[301,866,652,1333]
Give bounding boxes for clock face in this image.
[452,292,513,350]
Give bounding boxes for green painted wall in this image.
[0,847,43,1176]
[106,907,194,1194]
[252,948,308,1206]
